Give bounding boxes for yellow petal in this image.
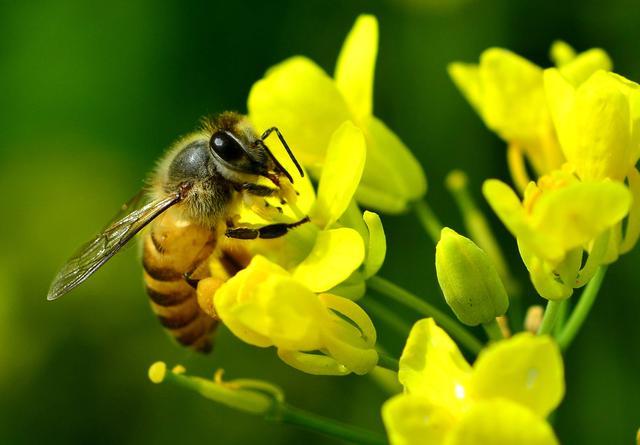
[216,256,325,350]
[482,179,564,262]
[446,399,559,445]
[311,121,366,228]
[569,71,634,180]
[326,270,366,300]
[532,181,632,253]
[277,349,350,376]
[248,56,352,170]
[470,333,564,417]
[518,242,577,300]
[357,116,427,213]
[448,62,484,116]
[549,40,576,66]
[236,275,325,351]
[478,48,548,143]
[363,211,387,278]
[382,394,456,445]
[334,15,378,121]
[320,293,377,347]
[558,48,612,86]
[399,319,471,413]
[214,258,275,347]
[621,167,640,253]
[322,328,379,375]
[293,228,365,292]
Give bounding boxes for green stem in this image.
[161,368,387,445]
[482,319,503,342]
[558,266,607,351]
[376,352,399,373]
[412,199,443,243]
[368,276,482,355]
[278,405,388,445]
[537,300,562,336]
[553,299,569,337]
[361,298,411,336]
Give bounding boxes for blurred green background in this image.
[1,0,639,443]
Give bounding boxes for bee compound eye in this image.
[210,131,245,163]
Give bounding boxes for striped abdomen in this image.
[142,208,219,353]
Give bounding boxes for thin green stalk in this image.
[279,405,388,445]
[558,266,607,351]
[537,300,562,336]
[482,319,504,342]
[368,276,482,354]
[361,298,411,336]
[413,199,443,243]
[160,367,387,445]
[377,352,400,373]
[553,299,569,337]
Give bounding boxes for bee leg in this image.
[239,183,277,197]
[183,272,199,290]
[241,187,284,220]
[225,216,310,240]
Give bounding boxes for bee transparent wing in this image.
[46,193,182,301]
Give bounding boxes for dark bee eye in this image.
[209,131,245,163]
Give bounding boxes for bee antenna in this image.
[260,127,305,179]
[259,141,294,184]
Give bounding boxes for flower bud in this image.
[435,228,509,326]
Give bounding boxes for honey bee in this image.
[47,112,308,352]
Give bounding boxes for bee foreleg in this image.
[225,216,310,240]
[239,183,277,197]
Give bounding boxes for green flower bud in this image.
[435,228,509,326]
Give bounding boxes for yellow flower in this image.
[483,167,631,300]
[382,318,563,445]
[449,42,610,191]
[248,14,426,213]
[214,255,378,376]
[233,120,386,299]
[544,69,640,182]
[205,123,385,376]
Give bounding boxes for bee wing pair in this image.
[46,191,182,301]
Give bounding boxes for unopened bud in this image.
[435,228,509,326]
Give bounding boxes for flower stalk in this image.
[412,199,443,243]
[537,300,563,336]
[558,266,607,350]
[482,318,504,342]
[150,363,388,445]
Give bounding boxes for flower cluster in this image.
[383,319,564,445]
[146,15,638,445]
[451,42,640,299]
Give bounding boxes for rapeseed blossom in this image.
[483,167,631,299]
[382,319,563,445]
[449,42,610,191]
[248,15,427,213]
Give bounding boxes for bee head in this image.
[206,113,303,186]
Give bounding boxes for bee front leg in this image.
[239,183,286,219]
[225,216,310,240]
